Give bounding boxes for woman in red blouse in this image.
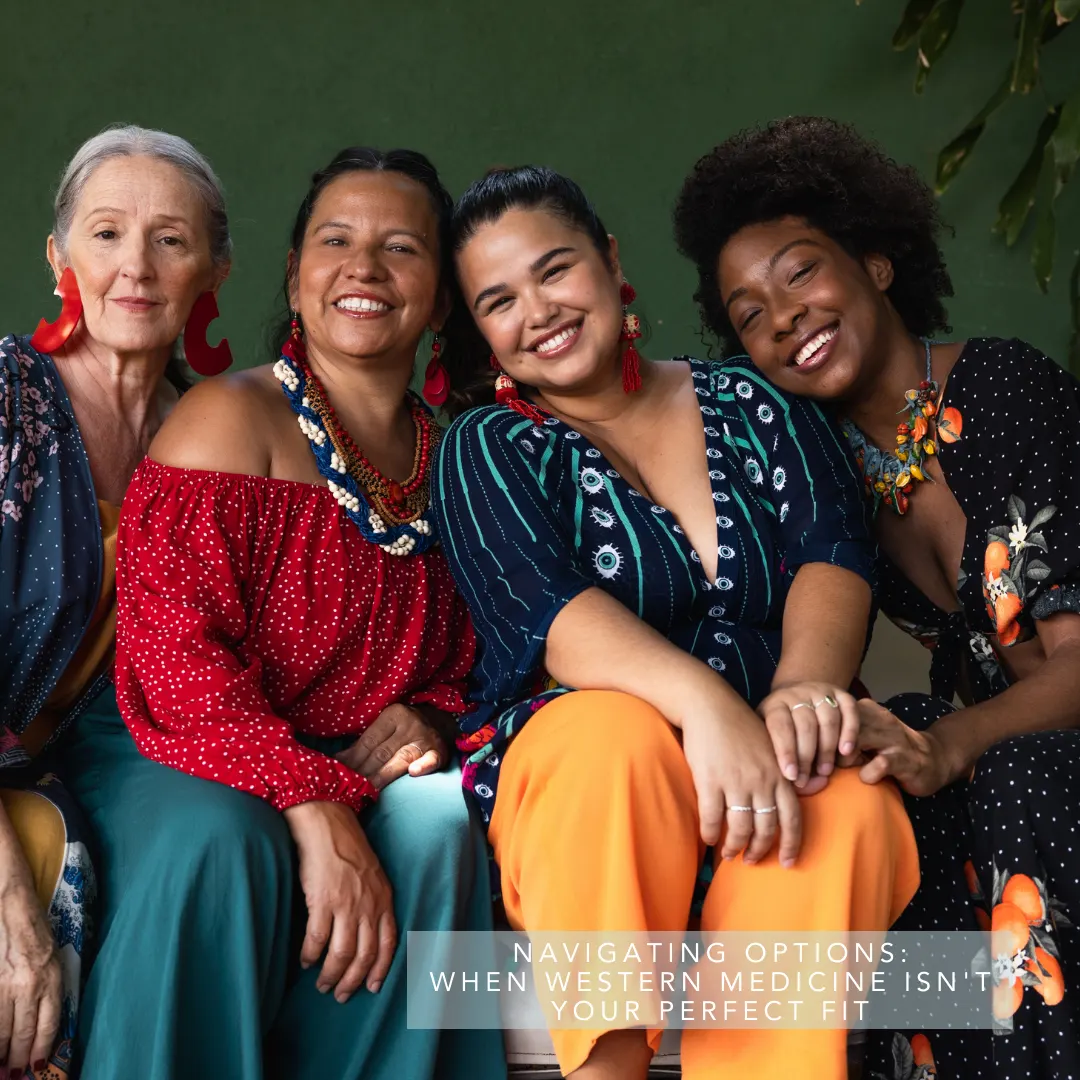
[103,148,506,1080]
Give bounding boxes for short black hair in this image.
[673,116,953,354]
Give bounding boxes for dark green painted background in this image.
[3,0,1078,370]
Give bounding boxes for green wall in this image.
[4,0,1078,369]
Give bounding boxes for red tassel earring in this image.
[491,354,547,424]
[183,291,233,377]
[422,332,449,406]
[31,267,83,354]
[619,281,643,394]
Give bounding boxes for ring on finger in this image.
[753,806,778,815]
[812,695,839,709]
[728,805,754,813]
[791,702,815,714]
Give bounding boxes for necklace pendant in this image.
[386,479,405,505]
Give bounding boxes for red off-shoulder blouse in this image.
[114,458,474,812]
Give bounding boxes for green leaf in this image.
[1031,86,1080,292]
[1031,145,1058,292]
[1012,0,1053,93]
[1050,84,1080,173]
[935,69,1012,192]
[914,0,965,93]
[893,0,940,49]
[1029,505,1058,528]
[1054,0,1079,24]
[994,107,1061,244]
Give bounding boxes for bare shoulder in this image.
[150,365,290,476]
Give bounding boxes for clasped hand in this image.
[336,703,451,791]
[756,682,861,795]
[681,681,857,870]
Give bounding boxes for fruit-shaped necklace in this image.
[842,339,963,516]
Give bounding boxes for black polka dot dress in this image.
[862,339,1080,1080]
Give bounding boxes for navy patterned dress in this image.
[1,334,101,1080]
[432,357,875,826]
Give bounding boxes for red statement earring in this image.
[31,267,83,354]
[620,281,643,393]
[491,354,546,424]
[183,291,233,377]
[422,332,449,406]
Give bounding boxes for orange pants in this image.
[489,691,920,1079]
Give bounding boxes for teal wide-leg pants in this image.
[59,686,506,1080]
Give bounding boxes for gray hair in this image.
[52,124,232,270]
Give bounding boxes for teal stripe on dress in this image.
[603,477,645,617]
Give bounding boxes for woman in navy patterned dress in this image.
[674,115,1080,1080]
[432,166,921,1080]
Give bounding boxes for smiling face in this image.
[455,207,624,396]
[52,155,220,355]
[290,170,443,367]
[716,216,896,402]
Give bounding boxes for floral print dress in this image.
[862,338,1080,1080]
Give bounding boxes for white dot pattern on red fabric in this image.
[113,458,474,812]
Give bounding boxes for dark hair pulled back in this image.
[442,165,612,417]
[267,145,475,400]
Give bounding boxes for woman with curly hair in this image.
[675,115,1080,1080]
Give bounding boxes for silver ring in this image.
[813,695,839,709]
[728,805,754,813]
[791,702,815,714]
[753,806,778,815]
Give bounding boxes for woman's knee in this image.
[527,690,685,776]
[804,768,909,843]
[970,730,1079,807]
[1,789,67,906]
[370,768,477,870]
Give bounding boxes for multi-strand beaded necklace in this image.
[273,323,441,555]
[841,339,962,517]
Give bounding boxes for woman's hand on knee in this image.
[336,703,450,791]
[758,683,859,792]
[681,701,803,868]
[0,870,62,1076]
[283,801,397,1003]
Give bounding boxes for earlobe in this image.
[286,250,300,311]
[213,261,233,292]
[865,253,894,292]
[607,234,622,279]
[431,285,452,333]
[45,235,63,282]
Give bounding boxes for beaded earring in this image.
[620,281,643,394]
[422,332,449,406]
[491,354,546,424]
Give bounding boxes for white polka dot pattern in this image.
[114,458,475,812]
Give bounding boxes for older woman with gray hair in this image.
[0,124,236,1080]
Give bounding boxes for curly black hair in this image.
[673,116,953,355]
